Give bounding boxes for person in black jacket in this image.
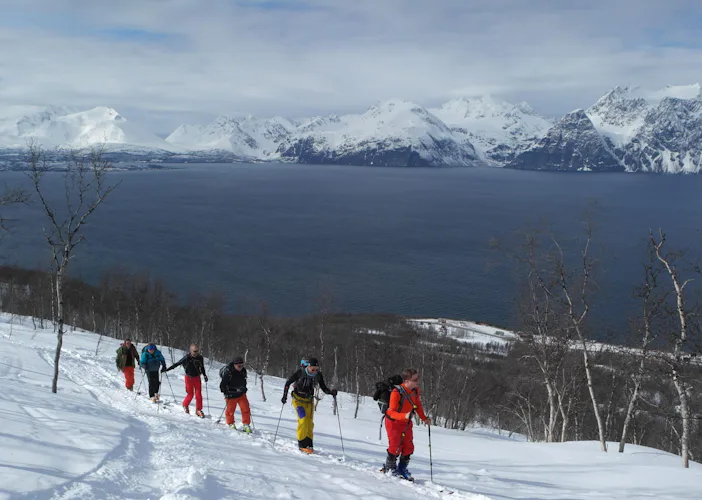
[281,357,337,453]
[219,356,251,432]
[164,343,208,417]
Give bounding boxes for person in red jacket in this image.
[382,368,430,481]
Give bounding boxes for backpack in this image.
[219,365,230,392]
[372,374,403,414]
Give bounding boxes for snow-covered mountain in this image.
[0,105,178,153]
[509,83,702,173]
[5,85,701,172]
[168,97,550,168]
[277,100,482,167]
[166,115,298,159]
[429,96,553,165]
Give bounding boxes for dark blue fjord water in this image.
[1,163,701,335]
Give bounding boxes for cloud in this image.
[0,0,700,134]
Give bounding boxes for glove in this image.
[204,375,209,382]
[281,395,287,404]
[330,389,338,397]
[424,417,431,425]
[161,366,167,373]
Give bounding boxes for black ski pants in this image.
[147,370,161,397]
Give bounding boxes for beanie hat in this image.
[233,356,244,364]
[308,357,319,367]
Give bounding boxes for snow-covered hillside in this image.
[2,313,701,499]
[0,105,179,153]
[509,83,702,173]
[429,97,552,165]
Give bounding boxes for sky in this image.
[0,0,701,135]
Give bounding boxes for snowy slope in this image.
[278,100,482,167]
[2,313,702,499]
[0,105,179,152]
[430,97,552,165]
[166,115,297,158]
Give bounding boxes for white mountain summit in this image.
[0,105,177,152]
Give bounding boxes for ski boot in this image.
[195,410,206,418]
[228,423,237,430]
[395,455,414,481]
[183,405,190,414]
[241,424,252,434]
[380,452,398,474]
[299,447,314,454]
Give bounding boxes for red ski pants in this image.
[386,417,414,456]
[225,394,251,425]
[123,366,135,390]
[183,375,203,411]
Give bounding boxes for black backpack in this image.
[372,374,403,414]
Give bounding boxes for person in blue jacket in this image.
[140,343,167,402]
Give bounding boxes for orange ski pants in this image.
[225,394,251,425]
[123,366,135,390]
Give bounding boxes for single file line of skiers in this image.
[116,339,432,481]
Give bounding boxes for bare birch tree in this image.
[27,143,119,393]
[650,229,699,468]
[619,259,662,452]
[551,226,608,451]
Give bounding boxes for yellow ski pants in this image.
[292,393,315,448]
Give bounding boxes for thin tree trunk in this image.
[619,376,641,453]
[51,267,65,394]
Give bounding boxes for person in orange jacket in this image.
[382,368,430,481]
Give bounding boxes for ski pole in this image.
[379,415,384,440]
[205,380,210,416]
[164,370,178,404]
[157,372,162,414]
[334,395,345,458]
[428,423,434,483]
[135,368,145,400]
[216,405,226,424]
[272,403,285,446]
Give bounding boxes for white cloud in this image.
[0,0,700,134]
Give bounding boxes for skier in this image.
[164,343,208,417]
[381,368,431,481]
[281,357,337,454]
[219,356,251,433]
[115,338,139,391]
[139,343,167,402]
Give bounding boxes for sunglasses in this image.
[234,362,244,366]
[191,350,200,354]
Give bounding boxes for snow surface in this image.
[409,318,518,347]
[2,313,701,499]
